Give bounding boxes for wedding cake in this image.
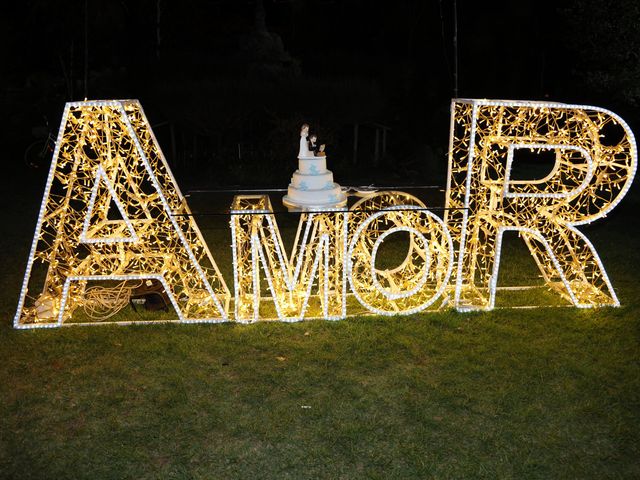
[282,124,347,210]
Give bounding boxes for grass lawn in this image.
[1,176,639,479]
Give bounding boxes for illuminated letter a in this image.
[446,100,636,310]
[14,100,230,327]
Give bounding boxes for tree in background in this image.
[562,0,640,107]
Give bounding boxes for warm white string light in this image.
[14,100,230,328]
[445,99,637,311]
[348,195,454,315]
[13,98,636,328]
[230,195,348,323]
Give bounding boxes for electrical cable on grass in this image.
[83,281,143,321]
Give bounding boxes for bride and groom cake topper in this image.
[299,123,326,158]
[283,123,347,210]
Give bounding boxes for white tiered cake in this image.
[282,125,347,210]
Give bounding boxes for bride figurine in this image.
[298,123,312,157]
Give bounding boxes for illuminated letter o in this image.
[348,206,454,315]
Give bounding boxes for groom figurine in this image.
[308,134,319,156]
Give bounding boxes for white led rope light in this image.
[447,99,636,310]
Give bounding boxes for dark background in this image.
[2,0,639,189]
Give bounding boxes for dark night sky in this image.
[3,1,561,96]
[2,0,639,186]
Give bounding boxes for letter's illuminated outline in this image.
[348,192,454,315]
[445,99,637,311]
[14,100,230,328]
[230,195,347,322]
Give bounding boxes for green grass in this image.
[1,181,639,479]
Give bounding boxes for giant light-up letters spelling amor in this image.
[14,99,636,328]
